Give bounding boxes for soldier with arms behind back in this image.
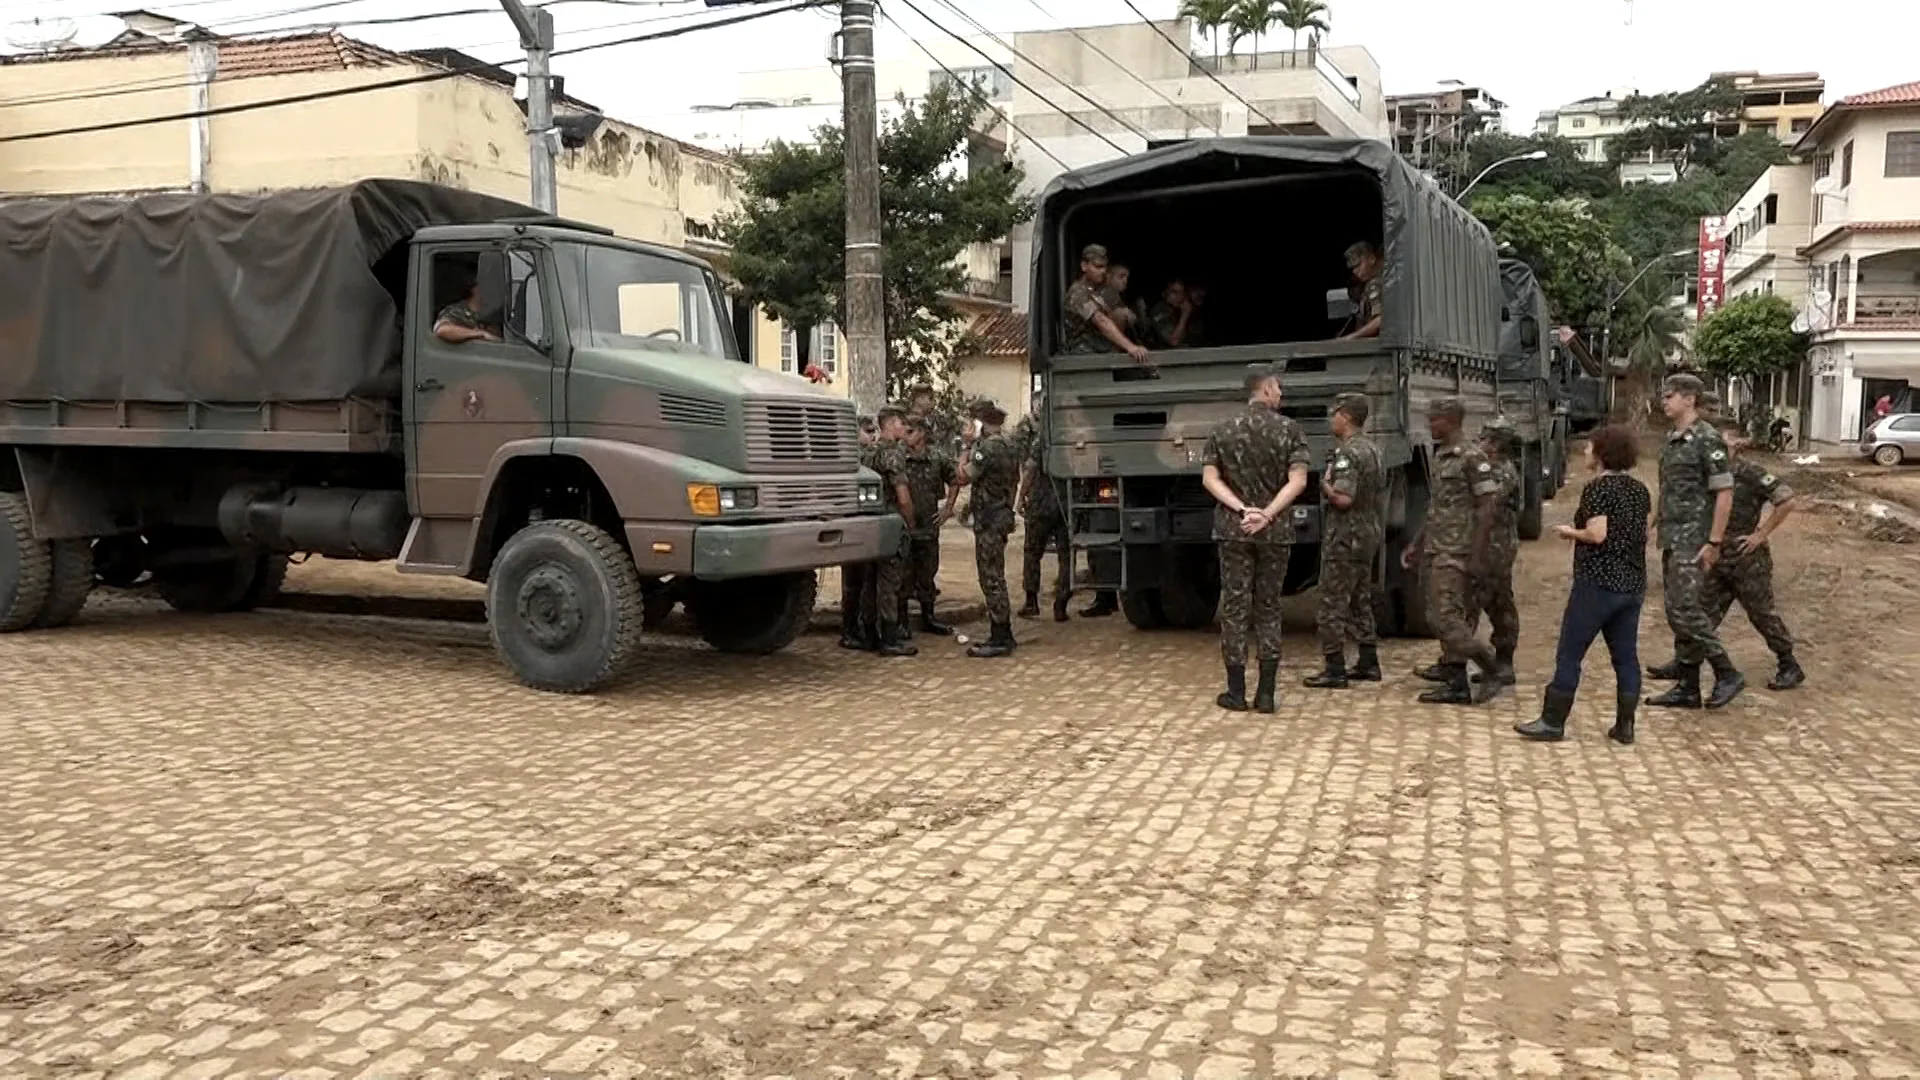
[963,401,1024,657]
[839,416,880,651]
[900,416,960,637]
[1473,417,1524,685]
[1202,364,1311,713]
[1401,397,1507,705]
[861,407,919,658]
[1304,393,1385,689]
[1645,373,1745,710]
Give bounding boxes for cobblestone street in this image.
[3,468,1920,1079]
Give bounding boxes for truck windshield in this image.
[556,242,738,361]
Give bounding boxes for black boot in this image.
[1645,657,1684,681]
[840,615,877,652]
[919,602,953,637]
[1350,645,1382,682]
[1469,658,1509,704]
[897,599,913,640]
[1302,652,1349,689]
[838,607,865,650]
[1646,664,1702,709]
[1416,661,1451,682]
[1492,646,1517,686]
[1768,654,1805,691]
[1080,591,1119,618]
[1018,592,1041,620]
[1217,665,1249,711]
[876,624,918,658]
[1608,693,1637,745]
[1514,688,1575,741]
[1254,659,1279,714]
[1418,664,1474,705]
[966,621,1015,658]
[1705,655,1746,710]
[1053,595,1070,622]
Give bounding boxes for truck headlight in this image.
[719,486,757,511]
[858,483,881,506]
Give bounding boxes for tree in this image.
[1607,77,1744,173]
[1693,292,1805,379]
[1445,132,1613,203]
[1224,0,1281,61]
[720,82,1033,397]
[1275,0,1329,49]
[1469,192,1630,327]
[1180,0,1236,66]
[1609,277,1689,378]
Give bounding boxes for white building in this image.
[1716,163,1817,424]
[1534,89,1637,163]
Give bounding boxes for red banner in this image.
[1697,216,1727,321]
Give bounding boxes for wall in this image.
[954,354,1030,424]
[1812,111,1920,236]
[0,50,198,193]
[207,67,425,192]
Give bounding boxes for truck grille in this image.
[759,478,861,516]
[744,399,857,471]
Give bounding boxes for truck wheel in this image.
[1157,547,1218,630]
[157,552,287,614]
[688,571,818,655]
[31,539,96,629]
[0,492,53,633]
[1120,588,1166,630]
[1517,448,1546,542]
[487,519,645,693]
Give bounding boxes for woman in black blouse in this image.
[1516,425,1651,744]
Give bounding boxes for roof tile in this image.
[1838,81,1920,108]
[965,311,1027,357]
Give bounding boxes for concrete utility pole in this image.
[838,0,887,416]
[500,0,557,213]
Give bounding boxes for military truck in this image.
[0,181,897,693]
[1552,327,1613,437]
[1495,258,1571,540]
[1029,138,1537,638]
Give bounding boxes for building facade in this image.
[1386,82,1504,172]
[1534,89,1636,163]
[1538,73,1826,186]
[1713,70,1826,143]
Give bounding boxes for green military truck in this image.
[1029,137,1542,638]
[0,181,898,693]
[1495,258,1571,540]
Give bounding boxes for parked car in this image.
[1861,412,1920,466]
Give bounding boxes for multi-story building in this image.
[1386,82,1504,172]
[1538,73,1826,186]
[1712,70,1826,143]
[1717,163,1817,426]
[1534,89,1636,163]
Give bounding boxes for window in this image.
[1887,131,1920,177]
[1842,140,1854,187]
[1571,117,1586,129]
[506,250,544,344]
[554,242,735,360]
[930,65,1011,102]
[1891,416,1920,432]
[1813,151,1833,179]
[1764,194,1778,225]
[1791,117,1812,134]
[779,321,839,376]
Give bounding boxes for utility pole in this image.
[838,0,887,416]
[500,0,557,213]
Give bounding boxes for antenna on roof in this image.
[6,16,78,52]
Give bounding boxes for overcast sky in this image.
[3,0,1914,136]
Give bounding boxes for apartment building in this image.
[1712,70,1825,143]
[1385,82,1505,172]
[1537,73,1825,185]
[1533,89,1636,164]
[1718,163,1817,427]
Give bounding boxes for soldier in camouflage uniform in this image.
[1339,242,1384,340]
[1699,390,1722,423]
[1401,397,1505,705]
[859,406,919,658]
[1014,392,1072,622]
[1305,392,1385,689]
[1144,280,1197,349]
[1062,244,1149,363]
[1646,416,1805,691]
[1645,373,1745,710]
[839,416,882,651]
[433,277,502,344]
[901,416,960,637]
[964,401,1024,657]
[908,382,962,457]
[1202,363,1312,713]
[1100,263,1145,340]
[1472,417,1524,684]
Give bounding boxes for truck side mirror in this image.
[1325,288,1355,322]
[1519,317,1540,350]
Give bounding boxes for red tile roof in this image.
[965,311,1028,357]
[215,33,404,79]
[1838,81,1920,108]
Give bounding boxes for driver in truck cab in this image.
[1063,243,1148,363]
[1339,241,1384,340]
[433,274,501,345]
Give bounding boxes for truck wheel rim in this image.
[517,563,585,651]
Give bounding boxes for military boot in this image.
[1514,688,1576,742]
[1646,664,1703,709]
[1253,659,1280,714]
[1018,593,1042,620]
[896,599,913,641]
[837,606,864,651]
[1302,652,1350,690]
[1418,664,1474,705]
[1216,665,1249,712]
[1080,591,1119,618]
[1705,655,1746,710]
[1492,646,1517,686]
[1416,661,1452,682]
[1350,645,1383,682]
[1645,657,1684,682]
[919,601,953,637]
[1052,594,1070,622]
[1768,654,1805,691]
[1469,658,1509,704]
[876,624,918,658]
[966,621,1015,658]
[1608,693,1637,745]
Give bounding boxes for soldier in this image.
[1304,392,1385,689]
[1699,389,1722,423]
[1101,263,1145,339]
[1645,373,1744,710]
[1400,397,1505,704]
[1202,363,1311,713]
[1184,281,1211,348]
[433,275,502,344]
[908,382,961,456]
[860,406,919,658]
[1145,279,1196,349]
[840,416,882,651]
[962,401,1024,657]
[1338,242,1384,340]
[1473,417,1524,684]
[1015,390,1072,622]
[900,416,960,638]
[1063,244,1149,362]
[1646,417,1806,691]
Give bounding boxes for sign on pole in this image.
[1696,216,1727,321]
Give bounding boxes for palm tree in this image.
[1226,0,1283,66]
[1178,0,1236,68]
[1276,0,1330,51]
[1610,279,1690,415]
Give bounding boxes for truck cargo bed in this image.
[1,397,394,453]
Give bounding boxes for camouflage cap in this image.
[1428,395,1466,419]
[1663,373,1706,397]
[963,395,995,417]
[1482,415,1516,432]
[1700,390,1722,409]
[1332,392,1370,424]
[857,415,877,432]
[1080,243,1108,263]
[1246,361,1285,379]
[977,401,1008,424]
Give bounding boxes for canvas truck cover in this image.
[1497,258,1551,381]
[1028,137,1503,364]
[0,179,536,403]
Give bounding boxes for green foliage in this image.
[1275,0,1330,48]
[1451,133,1613,203]
[1225,0,1283,57]
[719,81,1033,397]
[1609,277,1689,378]
[1607,77,1743,171]
[1693,293,1806,378]
[1179,0,1237,61]
[1469,193,1630,326]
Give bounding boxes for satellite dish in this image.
[1812,176,1842,197]
[1791,311,1810,334]
[6,16,78,51]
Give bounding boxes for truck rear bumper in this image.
[627,514,903,581]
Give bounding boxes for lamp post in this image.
[1457,149,1549,200]
[1602,247,1695,366]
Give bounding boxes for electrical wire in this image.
[920,0,1149,143]
[1018,0,1215,135]
[875,7,1067,171]
[0,0,825,144]
[889,0,1125,155]
[1112,0,1278,129]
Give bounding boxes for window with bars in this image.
[1887,131,1920,178]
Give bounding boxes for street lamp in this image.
[1457,149,1549,200]
[1601,247,1695,365]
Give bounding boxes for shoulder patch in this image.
[1710,449,1726,461]
[971,450,983,462]
[1761,473,1775,484]
[1477,462,1492,472]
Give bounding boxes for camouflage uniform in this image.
[1316,428,1384,655]
[1657,418,1737,670]
[1356,274,1383,329]
[1062,280,1114,354]
[967,430,1023,625]
[1204,402,1311,668]
[1016,414,1070,607]
[1144,301,1189,349]
[902,444,958,614]
[860,437,912,638]
[435,300,488,333]
[1702,459,1795,658]
[1424,434,1503,677]
[1470,449,1522,661]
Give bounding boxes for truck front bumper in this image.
[627,514,903,581]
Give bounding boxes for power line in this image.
[0,0,824,144]
[1017,0,1216,136]
[889,0,1126,155]
[920,0,1150,144]
[876,7,1067,171]
[1112,0,1279,129]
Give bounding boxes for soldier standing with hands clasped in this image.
[1645,373,1745,710]
[862,407,918,658]
[1401,397,1506,705]
[959,401,1023,658]
[1304,392,1384,689]
[1202,363,1310,713]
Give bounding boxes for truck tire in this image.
[689,571,818,655]
[157,552,287,614]
[1157,546,1218,630]
[0,492,53,633]
[1120,588,1166,630]
[487,518,646,694]
[30,539,96,629]
[1517,447,1545,542]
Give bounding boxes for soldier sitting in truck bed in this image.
[1064,243,1147,363]
[1339,241,1384,340]
[434,272,501,345]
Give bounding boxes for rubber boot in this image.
[1645,657,1684,681]
[1514,688,1575,742]
[1053,594,1070,623]
[1018,592,1042,620]
[919,602,953,637]
[897,598,913,641]
[1080,591,1119,618]
[1469,657,1509,704]
[1646,664,1702,709]
[1216,665,1249,712]
[1302,652,1350,689]
[1418,664,1474,705]
[1608,693,1637,745]
[1704,655,1746,710]
[1768,654,1805,691]
[966,621,1015,658]
[1350,645,1383,682]
[1416,661,1451,682]
[1253,659,1279,714]
[837,606,865,651]
[876,623,918,658]
[1492,646,1517,686]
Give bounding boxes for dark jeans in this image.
[1549,577,1644,698]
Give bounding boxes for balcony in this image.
[1196,48,1363,109]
